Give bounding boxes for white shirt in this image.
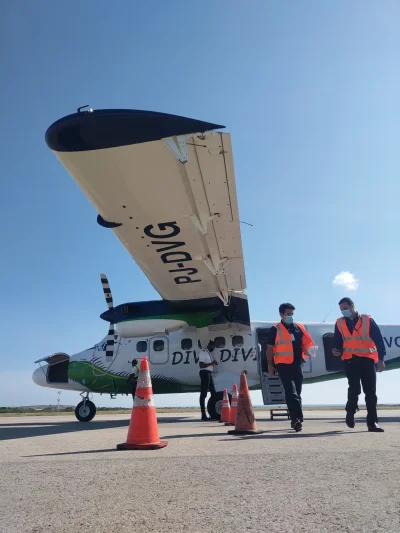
[198,349,214,372]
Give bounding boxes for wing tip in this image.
[45,108,225,153]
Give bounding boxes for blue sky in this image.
[1,1,399,407]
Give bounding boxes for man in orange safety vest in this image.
[332,297,385,432]
[266,303,314,432]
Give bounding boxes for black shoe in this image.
[292,419,302,432]
[368,423,384,433]
[346,412,355,428]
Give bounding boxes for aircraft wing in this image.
[45,109,247,304]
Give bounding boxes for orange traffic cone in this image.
[225,383,238,426]
[228,372,263,435]
[219,388,231,423]
[117,357,168,450]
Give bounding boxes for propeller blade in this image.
[105,323,115,359]
[100,273,113,309]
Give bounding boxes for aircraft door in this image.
[149,336,169,365]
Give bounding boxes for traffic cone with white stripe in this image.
[225,383,238,426]
[117,357,168,450]
[228,372,263,435]
[219,388,231,423]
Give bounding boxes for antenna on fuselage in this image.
[321,306,334,324]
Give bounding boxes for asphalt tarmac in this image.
[1,409,399,533]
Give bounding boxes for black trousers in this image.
[132,380,137,399]
[343,356,378,425]
[199,370,216,416]
[276,362,303,422]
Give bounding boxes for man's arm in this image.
[332,323,343,355]
[266,345,274,365]
[266,327,276,375]
[369,318,386,361]
[199,362,215,369]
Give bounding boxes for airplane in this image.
[33,106,400,422]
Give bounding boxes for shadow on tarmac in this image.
[22,428,354,458]
[0,416,192,441]
[5,413,394,444]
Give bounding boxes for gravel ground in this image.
[0,410,399,533]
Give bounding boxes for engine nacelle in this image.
[116,318,188,338]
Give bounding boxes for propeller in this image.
[100,273,117,359]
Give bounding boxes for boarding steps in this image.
[260,373,290,420]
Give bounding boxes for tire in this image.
[207,391,232,420]
[75,400,96,422]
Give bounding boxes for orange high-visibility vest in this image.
[273,322,314,365]
[336,314,378,362]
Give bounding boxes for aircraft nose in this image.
[32,366,47,387]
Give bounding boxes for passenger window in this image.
[232,335,244,347]
[136,341,147,353]
[153,340,165,352]
[181,338,192,350]
[214,337,225,348]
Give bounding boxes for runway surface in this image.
[1,409,399,533]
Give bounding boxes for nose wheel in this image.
[75,393,96,422]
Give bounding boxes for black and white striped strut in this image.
[105,323,116,359]
[100,273,114,309]
[100,273,116,358]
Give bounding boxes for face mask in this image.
[284,316,294,325]
[342,309,352,318]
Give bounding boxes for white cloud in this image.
[332,271,359,291]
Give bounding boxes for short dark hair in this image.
[338,297,354,306]
[207,340,216,348]
[132,359,138,366]
[279,303,295,315]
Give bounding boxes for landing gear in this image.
[207,391,232,421]
[75,393,96,422]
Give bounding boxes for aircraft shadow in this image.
[162,428,352,440]
[0,416,191,441]
[23,449,119,457]
[220,430,353,440]
[327,415,400,424]
[20,429,353,457]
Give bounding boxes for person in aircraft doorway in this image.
[266,303,315,432]
[127,359,141,401]
[332,297,386,432]
[198,340,219,421]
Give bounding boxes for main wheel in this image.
[75,400,96,422]
[207,391,232,420]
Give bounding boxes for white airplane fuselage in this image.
[33,320,400,398]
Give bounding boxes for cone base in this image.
[117,440,168,450]
[227,429,264,435]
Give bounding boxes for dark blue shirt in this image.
[332,314,386,361]
[267,322,304,364]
